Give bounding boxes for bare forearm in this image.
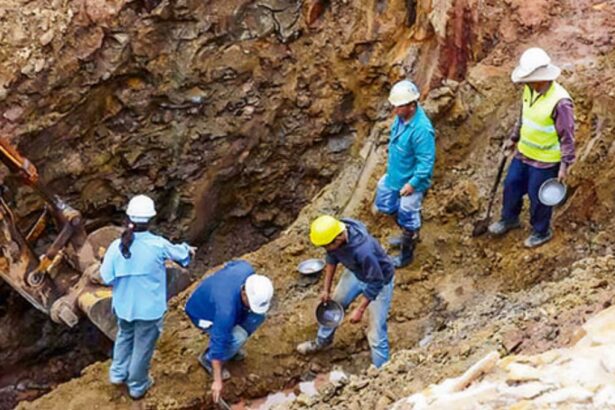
[323,263,336,294]
[357,295,371,312]
[212,359,223,383]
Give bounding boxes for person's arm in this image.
[361,254,385,301]
[322,254,338,301]
[553,99,575,180]
[407,127,436,193]
[208,317,233,401]
[163,240,192,267]
[503,105,522,153]
[211,359,224,403]
[350,254,385,323]
[321,263,337,301]
[349,295,371,324]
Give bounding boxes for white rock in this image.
[534,386,593,405]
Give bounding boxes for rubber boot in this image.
[393,230,416,268]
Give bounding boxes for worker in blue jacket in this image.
[100,194,194,399]
[374,79,436,267]
[185,260,274,404]
[297,216,395,368]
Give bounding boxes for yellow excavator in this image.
[0,137,190,340]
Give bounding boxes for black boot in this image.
[393,230,417,268]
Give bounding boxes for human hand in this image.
[400,183,414,197]
[188,245,197,258]
[502,139,515,155]
[349,307,364,324]
[320,290,331,303]
[558,164,567,182]
[211,380,223,404]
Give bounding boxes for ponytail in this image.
[120,222,135,259]
[120,220,149,259]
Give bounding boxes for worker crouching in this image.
[297,215,395,368]
[184,260,274,404]
[101,195,194,399]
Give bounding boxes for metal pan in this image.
[538,178,567,206]
[297,258,325,276]
[316,300,344,328]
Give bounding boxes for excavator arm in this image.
[0,137,193,340]
[0,136,39,184]
[0,136,120,337]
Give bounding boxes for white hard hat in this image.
[245,274,274,314]
[126,194,156,223]
[511,47,561,83]
[388,80,420,107]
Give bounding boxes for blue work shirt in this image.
[101,231,192,321]
[325,218,394,301]
[184,260,256,361]
[385,106,436,192]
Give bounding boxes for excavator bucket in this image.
[78,288,116,339]
[0,137,198,341]
[76,262,194,341]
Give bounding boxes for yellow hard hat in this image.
[310,215,346,246]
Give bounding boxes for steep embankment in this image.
[0,0,437,407]
[7,0,615,409]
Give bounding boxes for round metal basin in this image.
[539,178,567,206]
[316,300,344,328]
[297,258,325,276]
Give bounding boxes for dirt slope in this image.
[9,0,615,409]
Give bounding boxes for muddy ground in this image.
[2,0,615,409]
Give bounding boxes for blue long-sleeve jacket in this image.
[184,260,255,361]
[385,106,436,192]
[325,219,394,301]
[100,231,192,321]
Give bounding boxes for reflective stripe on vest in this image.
[518,82,571,163]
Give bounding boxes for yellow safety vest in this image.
[517,82,571,163]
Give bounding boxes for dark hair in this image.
[120,220,149,259]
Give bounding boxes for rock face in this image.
[0,0,492,264]
[0,0,491,407]
[4,0,615,409]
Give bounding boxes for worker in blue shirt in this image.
[297,216,395,368]
[184,260,274,404]
[374,79,436,268]
[100,194,194,399]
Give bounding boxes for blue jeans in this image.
[317,269,394,368]
[375,175,424,231]
[501,158,559,236]
[110,317,163,398]
[200,312,266,363]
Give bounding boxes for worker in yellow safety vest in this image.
[489,47,576,248]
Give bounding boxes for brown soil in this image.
[2,0,615,409]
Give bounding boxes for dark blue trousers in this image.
[501,157,559,236]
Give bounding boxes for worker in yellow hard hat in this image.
[297,215,395,368]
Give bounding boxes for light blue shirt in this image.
[385,106,436,192]
[101,231,192,321]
